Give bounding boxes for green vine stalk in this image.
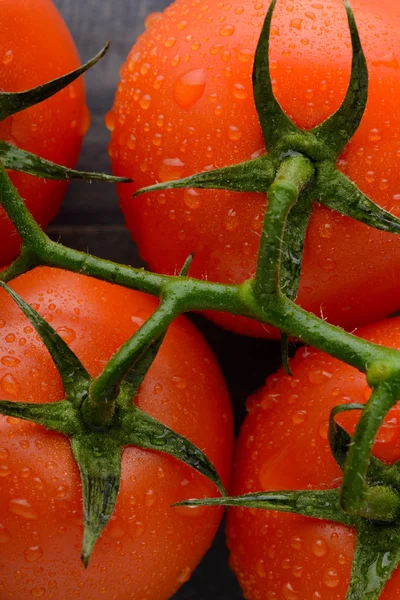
[1,0,400,596]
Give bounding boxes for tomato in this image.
[227,317,400,599]
[108,0,400,338]
[0,267,233,599]
[0,0,89,267]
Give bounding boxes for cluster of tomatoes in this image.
[2,0,400,599]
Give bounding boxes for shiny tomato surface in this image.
[0,0,89,266]
[228,317,400,599]
[109,0,400,337]
[0,267,233,600]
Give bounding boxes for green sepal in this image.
[71,433,122,567]
[252,0,299,150]
[133,154,276,198]
[0,141,131,183]
[0,399,80,436]
[122,406,226,496]
[347,525,400,600]
[176,488,354,526]
[312,0,368,157]
[341,383,400,515]
[316,163,400,234]
[0,283,91,401]
[329,403,366,471]
[0,44,110,121]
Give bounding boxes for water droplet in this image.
[145,489,157,507]
[256,559,267,578]
[292,410,307,425]
[24,546,43,563]
[228,125,242,141]
[308,369,332,384]
[323,568,340,588]
[1,373,20,397]
[2,50,14,65]
[232,83,248,100]
[165,36,177,48]
[0,465,11,477]
[144,12,162,29]
[0,524,11,543]
[172,376,187,390]
[105,111,116,132]
[177,567,191,584]
[173,68,206,110]
[219,24,235,36]
[290,18,303,29]
[139,94,152,110]
[323,258,336,271]
[319,223,332,238]
[290,536,303,550]
[210,44,224,55]
[154,75,165,90]
[177,21,188,30]
[30,587,46,598]
[0,448,10,461]
[312,539,328,557]
[372,53,399,70]
[235,6,245,14]
[10,499,39,520]
[5,333,15,343]
[140,63,151,75]
[158,158,185,182]
[368,129,382,142]
[282,582,299,599]
[55,326,76,344]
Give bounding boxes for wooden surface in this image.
[50,1,282,598]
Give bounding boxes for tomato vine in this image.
[1,0,400,597]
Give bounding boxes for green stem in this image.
[85,296,182,428]
[254,155,314,304]
[341,383,400,514]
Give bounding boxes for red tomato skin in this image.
[0,268,233,600]
[108,0,400,338]
[227,317,400,599]
[0,0,89,266]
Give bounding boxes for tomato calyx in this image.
[180,403,400,600]
[0,278,226,566]
[0,42,130,184]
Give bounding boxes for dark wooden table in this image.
[51,1,282,598]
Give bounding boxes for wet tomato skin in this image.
[227,317,400,599]
[109,0,400,337]
[0,267,233,600]
[0,0,89,266]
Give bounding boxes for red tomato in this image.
[0,268,233,599]
[0,0,89,266]
[227,317,400,599]
[108,0,400,338]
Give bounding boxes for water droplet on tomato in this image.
[30,587,46,598]
[235,6,245,14]
[172,376,187,390]
[323,568,340,588]
[1,373,20,397]
[372,53,399,70]
[0,447,10,461]
[145,488,157,507]
[282,582,299,599]
[290,18,303,29]
[105,111,116,132]
[9,498,39,520]
[154,75,165,90]
[158,158,185,182]
[165,36,177,48]
[0,524,11,543]
[144,12,162,29]
[139,94,152,110]
[232,83,248,100]
[290,536,303,550]
[292,410,307,425]
[228,125,242,141]
[5,333,15,343]
[173,69,206,110]
[369,129,382,142]
[177,567,191,584]
[312,539,328,557]
[24,546,43,563]
[2,50,14,65]
[0,465,11,478]
[219,24,235,36]
[55,326,76,344]
[256,559,267,578]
